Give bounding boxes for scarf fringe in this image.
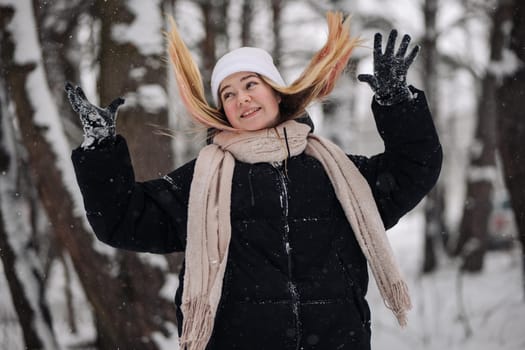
[179,296,214,350]
[384,280,412,327]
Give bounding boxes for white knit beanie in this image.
[210,47,286,106]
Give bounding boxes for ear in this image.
[275,92,282,104]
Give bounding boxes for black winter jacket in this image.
[71,88,442,350]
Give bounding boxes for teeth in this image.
[242,108,259,117]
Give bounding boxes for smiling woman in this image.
[166,12,361,135]
[66,11,442,350]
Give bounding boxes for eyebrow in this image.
[219,74,259,96]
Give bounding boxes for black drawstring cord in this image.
[271,126,291,180]
[283,127,291,159]
[283,127,290,180]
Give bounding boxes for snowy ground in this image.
[1,209,524,349]
[370,211,525,350]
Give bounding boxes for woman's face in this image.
[219,71,281,131]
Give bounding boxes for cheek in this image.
[268,95,281,119]
[223,104,237,125]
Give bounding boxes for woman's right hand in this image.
[65,82,125,149]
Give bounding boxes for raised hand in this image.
[358,30,420,106]
[65,82,125,149]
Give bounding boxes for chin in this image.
[250,122,275,131]
[238,120,266,131]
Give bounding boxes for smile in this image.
[241,107,261,118]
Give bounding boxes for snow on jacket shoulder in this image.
[71,86,442,350]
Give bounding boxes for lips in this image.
[240,107,261,119]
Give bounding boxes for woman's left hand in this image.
[358,30,420,106]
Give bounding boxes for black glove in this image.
[358,30,420,106]
[65,82,124,149]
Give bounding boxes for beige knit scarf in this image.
[179,120,412,350]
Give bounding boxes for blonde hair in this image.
[167,12,361,132]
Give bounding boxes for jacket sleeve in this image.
[349,86,443,229]
[71,135,194,253]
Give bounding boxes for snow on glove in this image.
[65,82,124,149]
[358,30,420,106]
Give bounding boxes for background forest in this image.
[0,0,524,349]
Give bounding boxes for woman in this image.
[66,12,442,350]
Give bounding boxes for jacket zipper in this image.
[273,162,302,350]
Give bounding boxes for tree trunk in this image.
[422,0,448,273]
[197,0,228,89]
[271,0,283,67]
[96,0,173,181]
[241,0,253,47]
[453,3,506,271]
[495,0,525,298]
[163,0,202,166]
[0,6,59,348]
[1,2,177,348]
[34,0,91,145]
[33,1,92,335]
[0,213,44,349]
[95,0,183,346]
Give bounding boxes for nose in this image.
[237,91,251,105]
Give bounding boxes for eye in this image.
[246,81,258,89]
[222,91,234,101]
